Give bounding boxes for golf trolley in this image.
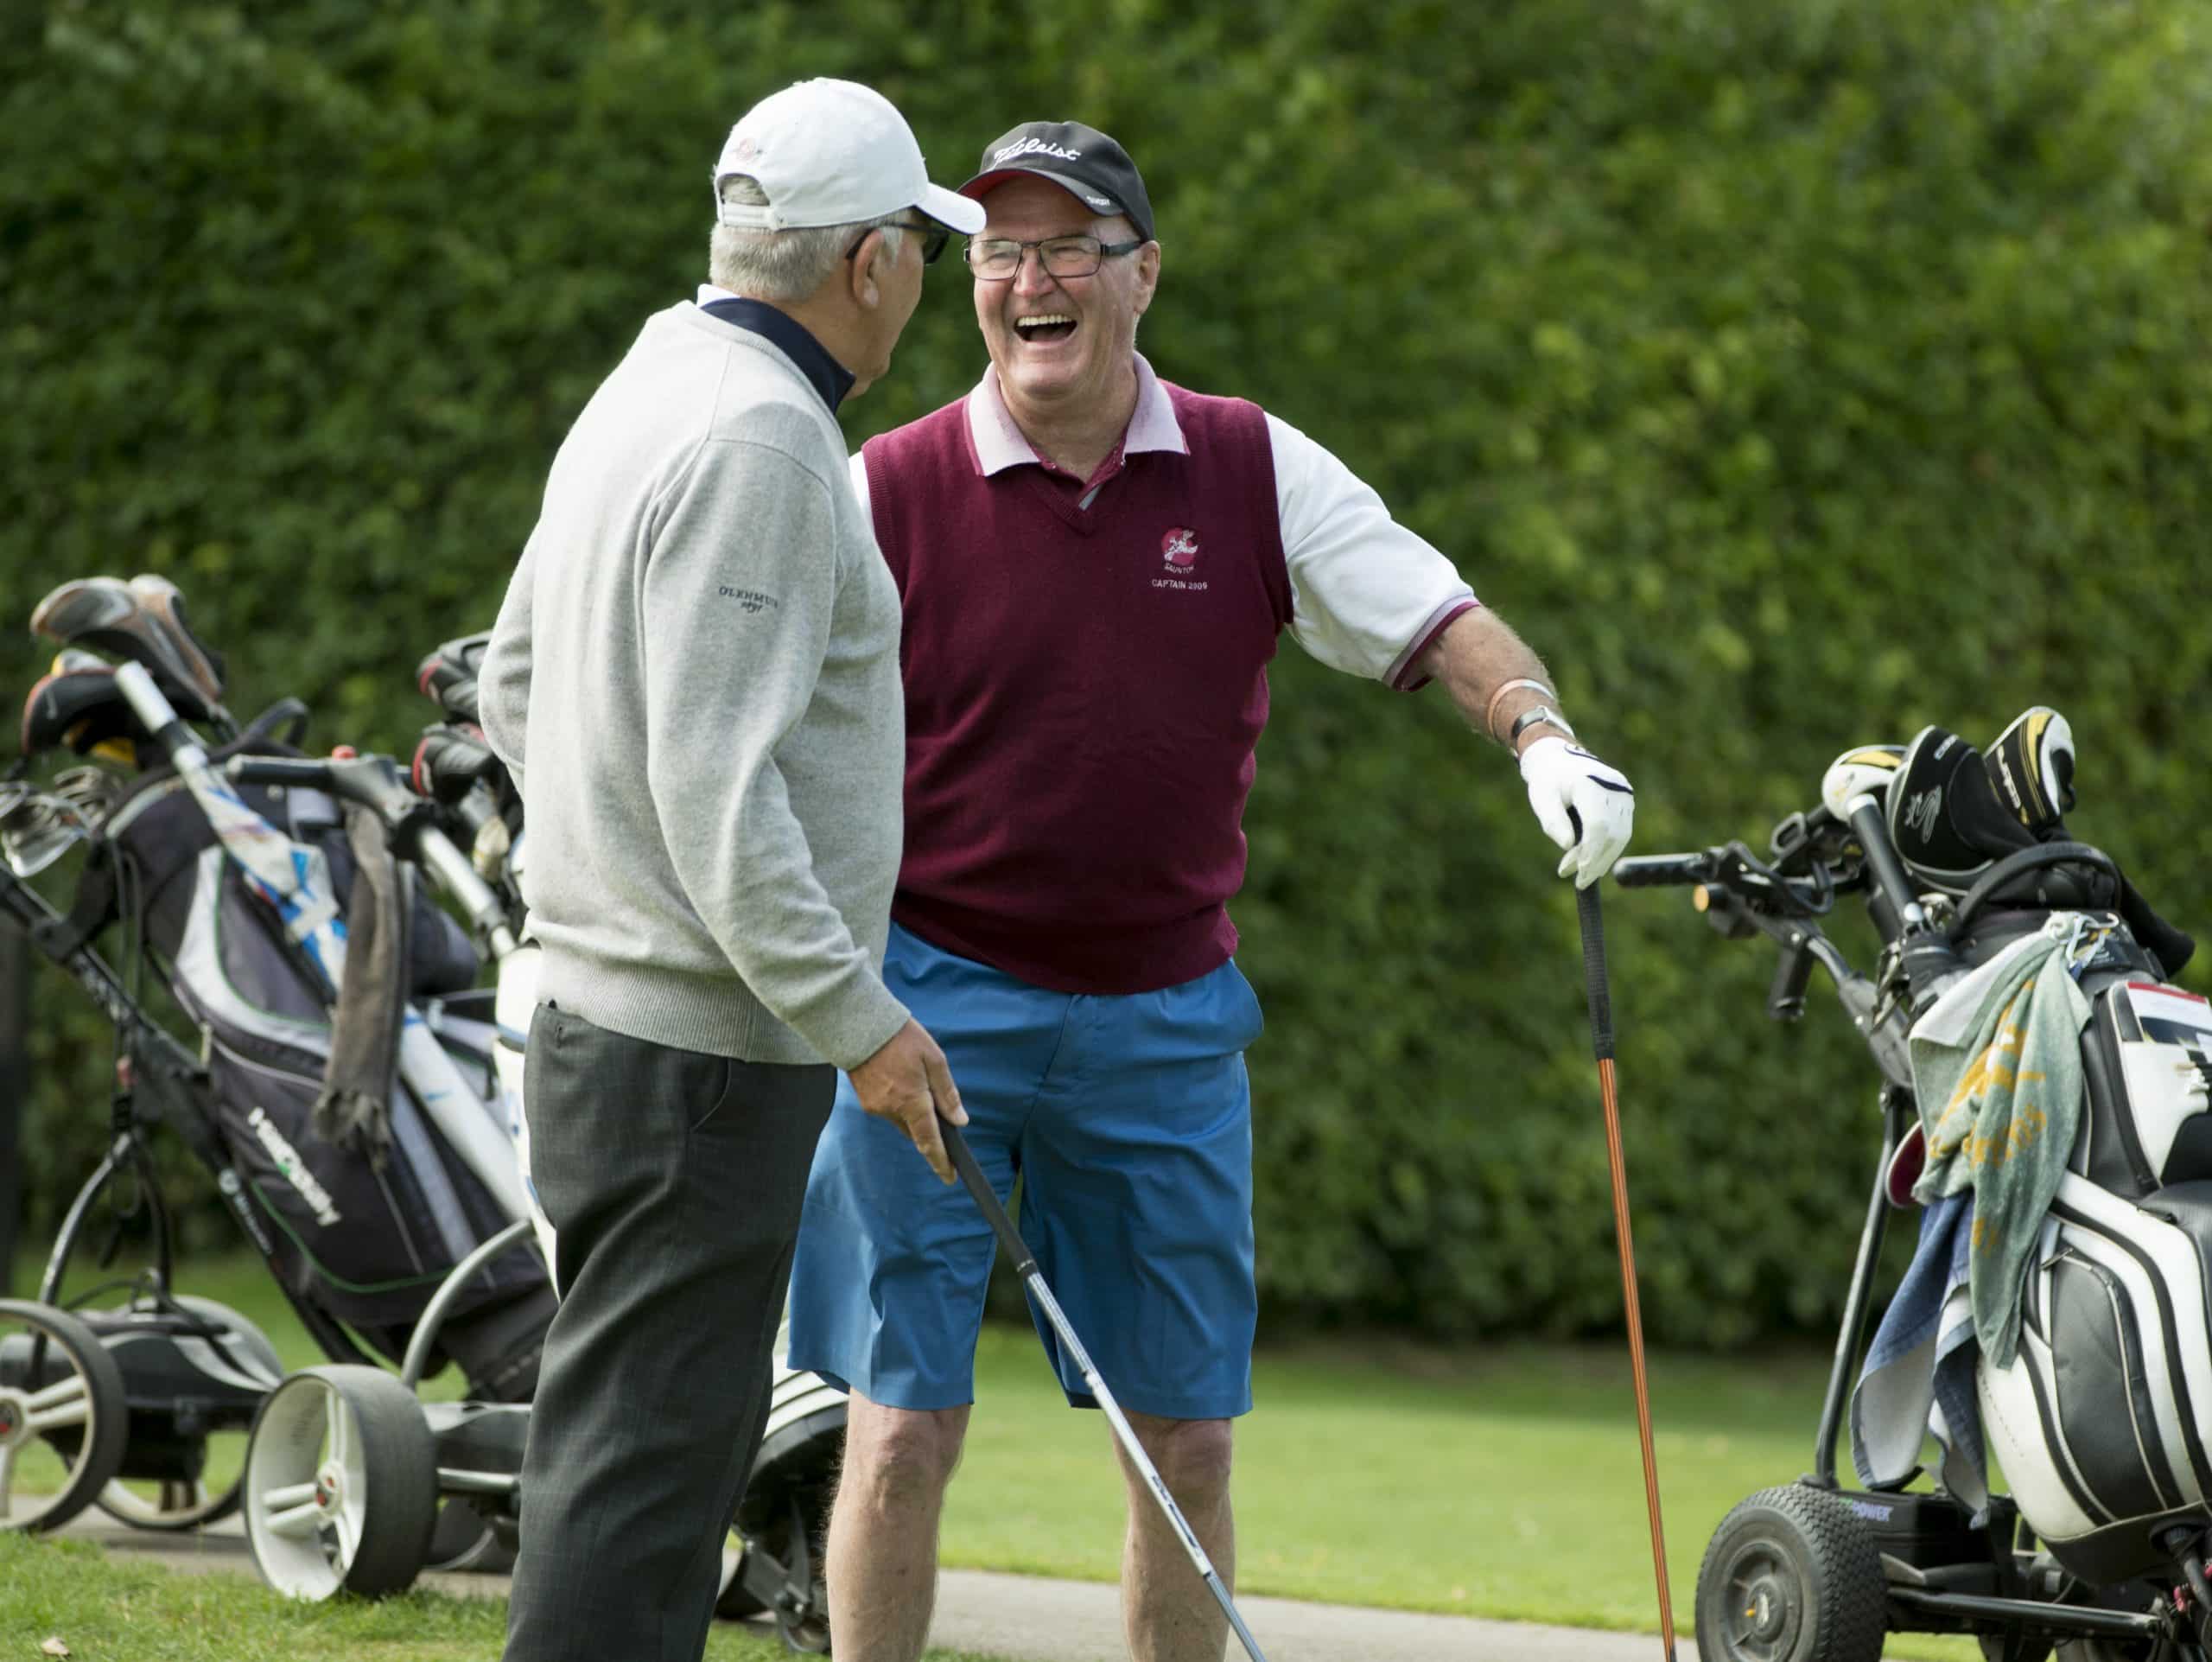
[8,579,842,1646]
[0,862,287,1538]
[1618,712,2212,1661]
[3,575,554,1594]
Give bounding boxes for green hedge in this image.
[5,0,2208,1344]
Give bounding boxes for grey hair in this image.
[709,176,907,302]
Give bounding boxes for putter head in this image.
[20,650,143,763]
[30,573,228,722]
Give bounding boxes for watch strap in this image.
[1508,704,1576,745]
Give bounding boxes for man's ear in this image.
[847,229,886,308]
[1130,240,1161,319]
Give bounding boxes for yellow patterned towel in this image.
[1909,926,2091,1367]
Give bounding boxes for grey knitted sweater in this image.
[480,303,908,1070]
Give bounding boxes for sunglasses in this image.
[845,220,950,265]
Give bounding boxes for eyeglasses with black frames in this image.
[963,234,1146,281]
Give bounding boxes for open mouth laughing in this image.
[1014,312,1077,344]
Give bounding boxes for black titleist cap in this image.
[958,120,1154,243]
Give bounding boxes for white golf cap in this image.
[711,79,985,235]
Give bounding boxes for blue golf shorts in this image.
[787,921,1262,1421]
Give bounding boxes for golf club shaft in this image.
[940,1121,1271,1662]
[1579,883,1677,1662]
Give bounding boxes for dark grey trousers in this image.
[502,1001,835,1662]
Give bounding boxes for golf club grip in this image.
[1846,795,1925,928]
[1577,883,1615,1060]
[940,1120,1033,1273]
[1611,852,1716,888]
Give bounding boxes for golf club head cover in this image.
[29,573,224,722]
[1984,706,2075,837]
[1982,708,2190,975]
[1819,743,1906,820]
[20,653,141,760]
[126,573,229,706]
[416,631,492,725]
[1885,725,2037,895]
[411,722,501,806]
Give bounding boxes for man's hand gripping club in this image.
[849,1018,967,1181]
[1521,736,1636,888]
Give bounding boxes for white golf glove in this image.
[1518,735,1636,888]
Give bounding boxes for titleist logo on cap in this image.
[995,136,1082,164]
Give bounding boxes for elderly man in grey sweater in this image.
[478,80,980,1662]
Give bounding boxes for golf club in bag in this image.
[939,1118,1271,1662]
[1618,710,2212,1662]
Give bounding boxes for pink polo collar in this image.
[964,354,1190,477]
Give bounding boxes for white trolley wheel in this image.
[96,1295,284,1531]
[243,1366,436,1600]
[0,1298,130,1533]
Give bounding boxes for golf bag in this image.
[1884,719,2212,1585]
[85,738,555,1399]
[1978,973,2212,1584]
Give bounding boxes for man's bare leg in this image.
[824,1395,969,1662]
[1114,1412,1236,1662]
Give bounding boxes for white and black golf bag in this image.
[1979,973,2212,1584]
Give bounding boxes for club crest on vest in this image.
[1161,528,1200,570]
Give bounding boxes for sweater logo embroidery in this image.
[1154,528,1207,592]
[717,586,781,614]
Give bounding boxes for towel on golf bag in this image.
[1854,916,2130,1509]
[1851,1189,1989,1509]
[310,799,410,1169]
[1908,919,2090,1367]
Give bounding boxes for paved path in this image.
[54,1513,1696,1660]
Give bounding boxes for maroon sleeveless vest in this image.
[861,381,1293,992]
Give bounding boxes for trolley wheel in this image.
[779,1594,831,1654]
[96,1295,283,1531]
[717,1495,830,1651]
[243,1366,436,1600]
[1694,1483,1887,1662]
[0,1298,130,1533]
[716,1526,765,1619]
[424,1496,515,1574]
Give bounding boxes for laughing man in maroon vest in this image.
[785,120,1637,1662]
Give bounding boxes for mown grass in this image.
[1,1531,1013,1661]
[14,1245,1993,1657]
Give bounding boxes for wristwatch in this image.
[1507,704,1576,746]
